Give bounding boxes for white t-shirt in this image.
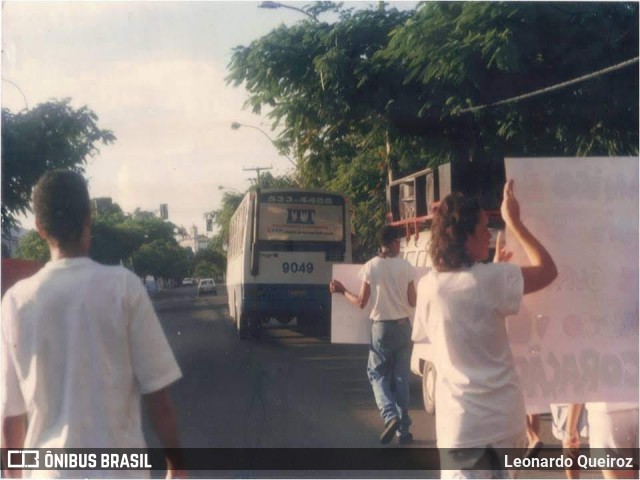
[358,256,415,321]
[414,262,525,448]
[586,401,639,413]
[1,258,182,454]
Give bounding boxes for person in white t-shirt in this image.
[330,225,416,445]
[1,170,184,479]
[413,180,557,478]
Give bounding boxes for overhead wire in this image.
[455,56,639,115]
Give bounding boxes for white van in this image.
[398,232,437,414]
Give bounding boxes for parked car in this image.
[197,278,217,296]
[182,277,195,287]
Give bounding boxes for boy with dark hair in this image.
[1,170,185,478]
[32,169,91,249]
[330,224,416,445]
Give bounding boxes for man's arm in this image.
[330,280,370,309]
[407,281,416,308]
[2,413,27,478]
[143,388,185,479]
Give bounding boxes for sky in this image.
[1,1,415,236]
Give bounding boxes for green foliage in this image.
[189,247,221,278]
[227,2,638,256]
[380,2,639,156]
[212,191,244,248]
[14,230,50,263]
[88,202,189,282]
[193,262,216,279]
[131,240,190,281]
[258,171,298,189]
[90,221,145,266]
[1,99,115,239]
[187,245,225,281]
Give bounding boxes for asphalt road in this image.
[145,286,596,479]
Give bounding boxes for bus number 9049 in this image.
[282,262,314,274]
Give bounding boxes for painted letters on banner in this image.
[505,157,638,411]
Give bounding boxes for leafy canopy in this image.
[2,99,115,239]
[227,2,638,257]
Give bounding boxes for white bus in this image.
[226,189,352,339]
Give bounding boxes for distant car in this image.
[182,278,195,287]
[197,278,217,296]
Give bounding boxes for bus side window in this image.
[405,251,417,266]
[417,250,427,267]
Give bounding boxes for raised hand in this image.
[500,179,521,228]
[493,230,513,263]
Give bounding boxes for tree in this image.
[210,192,243,247]
[1,99,116,239]
[380,2,639,157]
[131,240,190,281]
[123,211,178,244]
[88,202,141,265]
[191,247,226,280]
[90,221,145,266]
[227,2,638,256]
[14,230,49,263]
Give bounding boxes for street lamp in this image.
[231,122,296,168]
[257,1,319,22]
[2,78,29,110]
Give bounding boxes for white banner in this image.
[330,265,373,344]
[330,265,430,344]
[505,157,639,412]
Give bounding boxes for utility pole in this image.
[243,166,272,187]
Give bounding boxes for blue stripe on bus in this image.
[241,283,330,316]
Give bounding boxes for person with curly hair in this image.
[413,180,557,478]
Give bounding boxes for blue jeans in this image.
[367,319,412,435]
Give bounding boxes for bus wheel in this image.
[422,361,436,415]
[238,313,250,340]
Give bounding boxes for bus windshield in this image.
[257,191,344,243]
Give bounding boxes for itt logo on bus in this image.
[286,208,315,225]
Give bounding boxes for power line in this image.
[243,166,273,187]
[456,56,639,115]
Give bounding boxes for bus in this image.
[387,157,506,414]
[226,189,352,339]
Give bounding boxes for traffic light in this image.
[160,204,168,220]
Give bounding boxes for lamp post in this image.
[2,78,29,110]
[231,122,296,168]
[257,1,319,22]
